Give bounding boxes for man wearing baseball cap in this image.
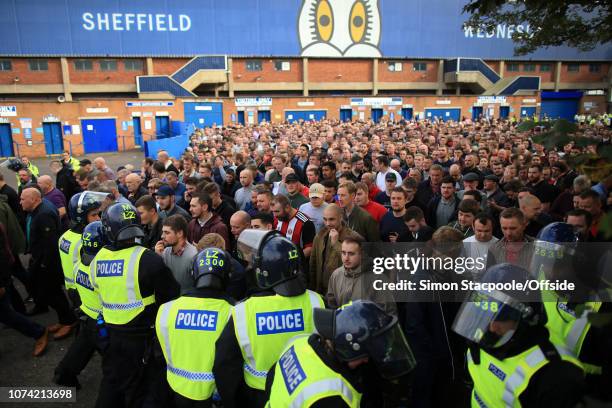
[285,173,309,209]
[155,185,191,222]
[299,183,328,233]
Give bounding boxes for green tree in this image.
[517,118,612,238]
[462,0,612,55]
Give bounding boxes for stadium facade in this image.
[0,0,610,158]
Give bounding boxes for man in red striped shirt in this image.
[271,194,315,258]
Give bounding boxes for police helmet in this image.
[101,202,144,245]
[237,229,305,296]
[314,300,416,379]
[452,263,541,350]
[192,247,232,290]
[69,191,108,226]
[81,221,107,265]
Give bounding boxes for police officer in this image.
[58,191,106,291]
[91,202,180,407]
[54,221,106,388]
[156,247,235,408]
[452,263,585,407]
[265,300,416,407]
[213,229,324,408]
[532,222,611,397]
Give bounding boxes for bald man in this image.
[37,175,68,225]
[229,210,251,259]
[93,157,115,180]
[20,187,76,337]
[125,173,147,205]
[519,194,553,237]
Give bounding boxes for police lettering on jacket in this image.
[76,270,94,291]
[175,309,218,331]
[279,346,306,394]
[256,309,304,335]
[96,260,124,277]
[59,238,71,254]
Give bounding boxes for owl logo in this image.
[298,0,382,57]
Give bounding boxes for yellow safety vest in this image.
[89,246,154,325]
[467,343,583,407]
[266,335,361,408]
[73,261,102,320]
[58,229,82,289]
[156,296,232,401]
[232,290,324,390]
[542,290,603,375]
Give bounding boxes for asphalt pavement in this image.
[0,149,147,407]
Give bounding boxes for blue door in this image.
[500,106,510,119]
[472,106,483,120]
[183,102,223,128]
[285,110,327,122]
[257,110,271,123]
[401,108,413,120]
[371,108,383,123]
[42,122,63,155]
[425,108,461,122]
[81,119,119,154]
[155,116,170,139]
[520,106,536,119]
[133,117,143,146]
[0,124,14,157]
[340,109,352,122]
[237,111,245,125]
[540,99,579,121]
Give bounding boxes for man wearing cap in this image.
[155,185,191,222]
[298,183,328,234]
[285,173,309,209]
[375,172,398,210]
[483,174,510,213]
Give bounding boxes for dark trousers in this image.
[54,315,103,387]
[95,329,165,408]
[31,267,76,325]
[0,290,45,340]
[170,394,212,408]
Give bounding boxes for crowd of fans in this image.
[0,115,611,405]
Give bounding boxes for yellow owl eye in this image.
[316,0,334,42]
[350,0,367,43]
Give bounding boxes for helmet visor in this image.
[368,323,416,379]
[236,229,275,269]
[452,290,524,349]
[529,240,574,280]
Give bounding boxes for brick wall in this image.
[0,58,62,85]
[377,60,438,82]
[559,62,609,83]
[152,58,191,75]
[308,59,372,82]
[232,58,302,83]
[68,58,144,84]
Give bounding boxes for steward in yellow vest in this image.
[156,247,235,407]
[54,220,107,388]
[531,222,611,397]
[59,191,106,291]
[265,300,415,408]
[91,202,180,408]
[213,229,324,408]
[453,263,585,407]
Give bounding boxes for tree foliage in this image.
[462,0,612,55]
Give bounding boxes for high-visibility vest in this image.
[542,289,603,375]
[467,342,582,407]
[156,296,232,401]
[89,246,154,325]
[58,229,82,289]
[73,261,102,320]
[232,290,324,390]
[266,335,361,408]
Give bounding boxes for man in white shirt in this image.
[299,183,328,233]
[374,155,402,191]
[462,213,499,280]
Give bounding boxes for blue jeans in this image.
[0,288,45,339]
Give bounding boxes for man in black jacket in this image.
[20,187,76,329]
[135,195,164,250]
[425,176,459,229]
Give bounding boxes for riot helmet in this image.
[452,263,541,350]
[314,300,416,379]
[101,202,144,245]
[69,191,108,226]
[80,221,107,265]
[237,229,305,296]
[192,247,232,290]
